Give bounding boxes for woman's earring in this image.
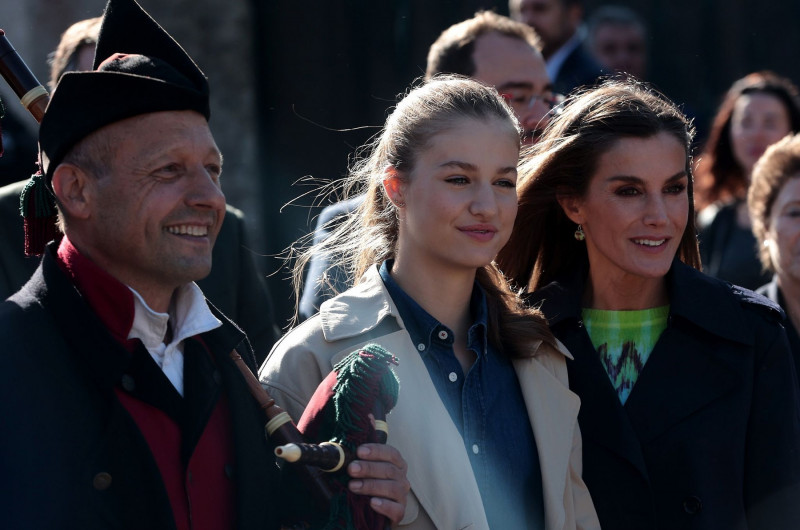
[574,224,585,241]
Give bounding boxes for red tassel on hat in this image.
[19,170,58,256]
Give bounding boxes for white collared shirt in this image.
[127,282,222,396]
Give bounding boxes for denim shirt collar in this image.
[379,260,489,357]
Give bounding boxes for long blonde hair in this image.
[293,75,556,356]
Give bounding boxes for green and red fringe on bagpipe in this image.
[297,343,400,530]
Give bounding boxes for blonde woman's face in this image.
[766,176,800,286]
[392,116,520,276]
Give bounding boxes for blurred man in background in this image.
[587,5,648,80]
[509,0,603,94]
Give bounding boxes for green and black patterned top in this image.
[582,306,669,404]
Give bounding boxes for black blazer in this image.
[699,200,771,290]
[528,260,800,530]
[553,43,603,96]
[298,195,364,321]
[757,276,800,369]
[0,245,283,529]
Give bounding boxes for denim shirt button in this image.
[472,444,480,454]
[448,372,458,382]
[438,330,448,340]
[417,343,425,351]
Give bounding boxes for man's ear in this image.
[556,194,585,225]
[382,166,406,207]
[51,164,92,220]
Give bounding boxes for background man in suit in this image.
[509,0,603,94]
[586,5,648,81]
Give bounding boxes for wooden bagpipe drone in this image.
[0,28,59,256]
[0,29,49,123]
[231,344,400,530]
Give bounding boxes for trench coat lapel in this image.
[329,329,488,529]
[625,329,747,444]
[623,328,740,443]
[564,331,650,479]
[533,267,644,482]
[513,345,580,530]
[622,264,746,443]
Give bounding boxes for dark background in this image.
[3,0,800,328]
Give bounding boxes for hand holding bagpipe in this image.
[231,344,406,529]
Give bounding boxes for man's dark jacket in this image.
[552,42,603,96]
[527,260,800,530]
[0,245,283,529]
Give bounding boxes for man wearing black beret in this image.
[0,15,280,366]
[0,0,408,528]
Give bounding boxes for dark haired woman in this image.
[498,78,800,529]
[695,71,800,289]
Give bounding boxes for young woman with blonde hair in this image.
[261,76,599,529]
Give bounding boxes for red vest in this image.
[57,237,236,530]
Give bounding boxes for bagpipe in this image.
[0,29,58,256]
[0,29,49,123]
[231,344,400,530]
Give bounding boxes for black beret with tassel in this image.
[21,0,210,255]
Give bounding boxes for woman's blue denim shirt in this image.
[379,261,544,529]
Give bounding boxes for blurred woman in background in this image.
[695,71,800,289]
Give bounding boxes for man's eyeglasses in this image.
[501,91,565,111]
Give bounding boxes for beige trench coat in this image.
[260,266,600,530]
